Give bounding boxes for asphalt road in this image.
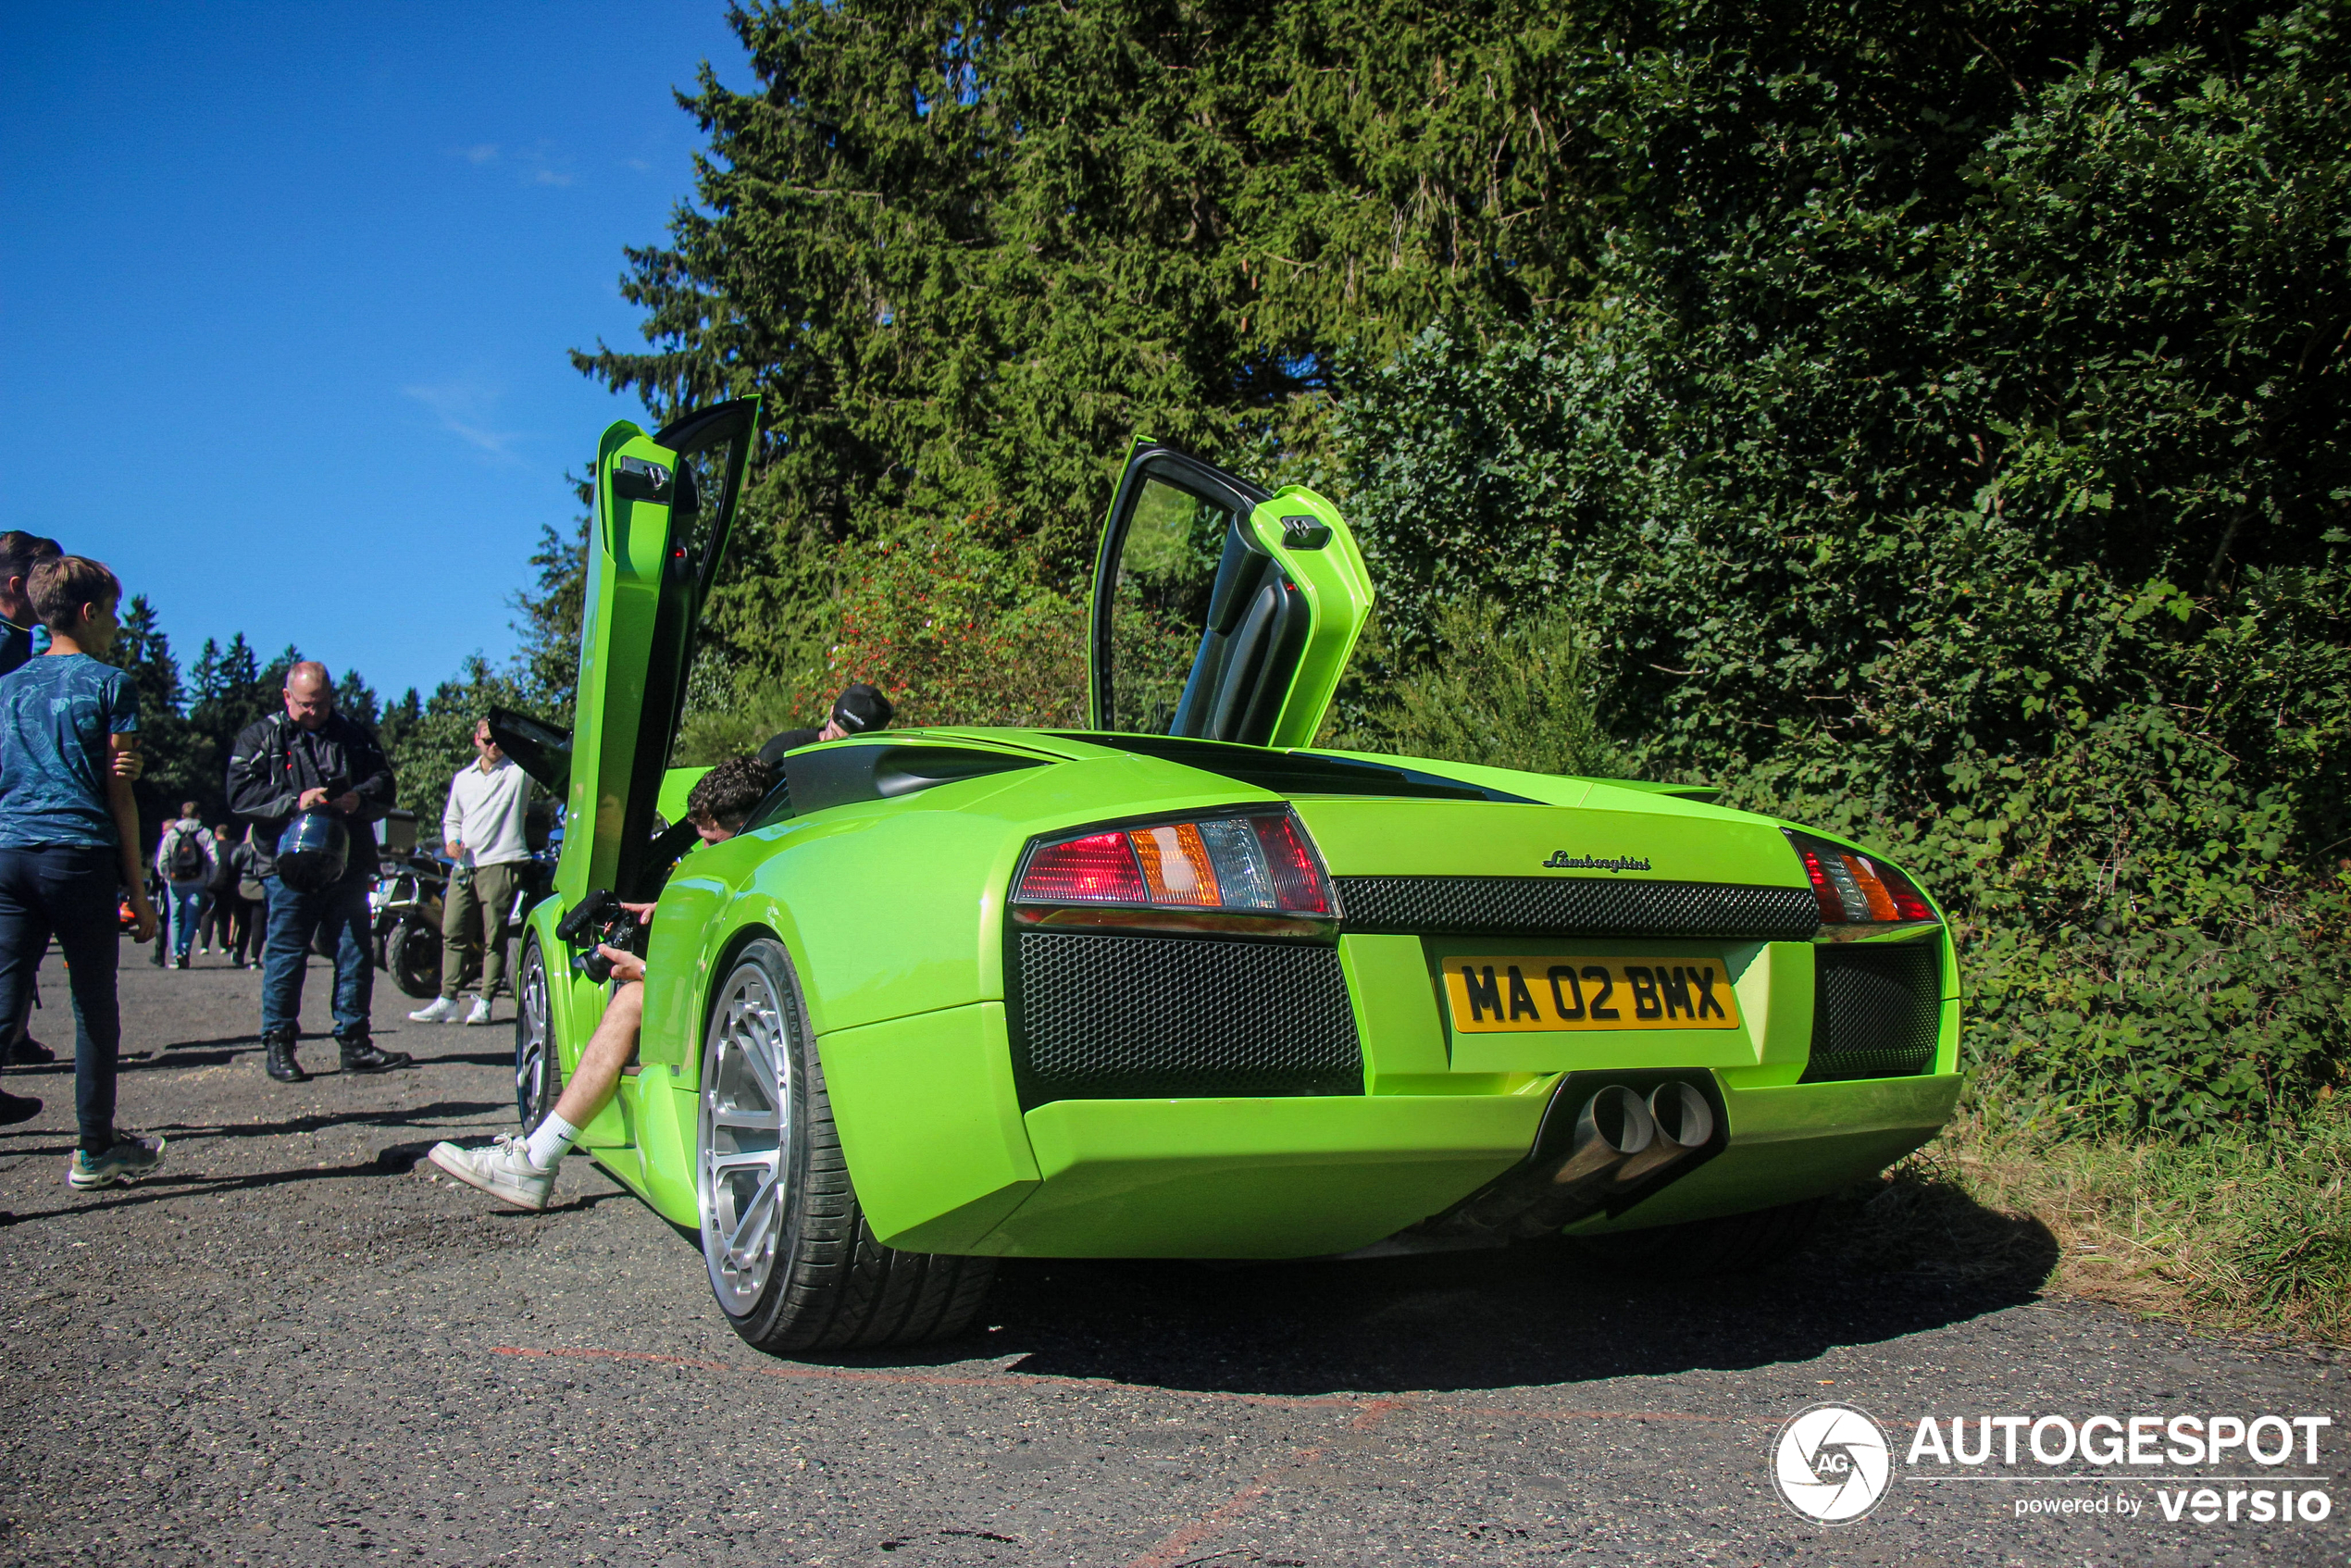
[0,947,2343,1567]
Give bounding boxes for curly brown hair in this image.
[686,755,775,829]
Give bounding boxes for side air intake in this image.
[1803,940,1943,1082]
[1010,932,1362,1107]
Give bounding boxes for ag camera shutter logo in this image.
[1773,1403,1893,1524]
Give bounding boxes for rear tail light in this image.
[1786,831,1934,927]
[1015,811,1335,921]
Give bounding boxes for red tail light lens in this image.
[1016,831,1147,903]
[1251,814,1330,915]
[1786,831,1936,927]
[1015,812,1334,916]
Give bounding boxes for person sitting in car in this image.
[426,755,773,1212]
[754,682,892,769]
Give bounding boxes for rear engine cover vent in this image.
[1013,933,1362,1106]
[1804,941,1943,1082]
[1337,876,1821,942]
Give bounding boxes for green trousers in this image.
[440,859,520,1001]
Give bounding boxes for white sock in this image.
[523,1113,579,1170]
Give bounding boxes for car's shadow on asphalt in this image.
[817,1186,2061,1396]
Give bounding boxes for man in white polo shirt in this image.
[410,717,531,1026]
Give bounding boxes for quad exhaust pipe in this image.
[1549,1081,1714,1196]
[1387,1077,1722,1250]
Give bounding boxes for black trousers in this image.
[0,844,123,1152]
[199,890,253,962]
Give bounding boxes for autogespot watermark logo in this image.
[1770,1404,2336,1530]
[1773,1404,1894,1524]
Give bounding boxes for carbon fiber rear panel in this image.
[1803,940,1943,1081]
[1012,932,1363,1106]
[1335,876,1821,942]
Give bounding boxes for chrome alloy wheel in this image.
[514,945,553,1126]
[698,956,790,1315]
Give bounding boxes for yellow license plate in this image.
[1443,955,1741,1033]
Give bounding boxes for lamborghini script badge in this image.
[1542,852,1653,873]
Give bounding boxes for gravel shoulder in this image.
[1,950,2342,1566]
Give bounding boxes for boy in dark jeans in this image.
[0,556,164,1186]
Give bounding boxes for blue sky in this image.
[0,1,751,700]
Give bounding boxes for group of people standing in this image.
[150,806,259,968]
[0,528,894,1206]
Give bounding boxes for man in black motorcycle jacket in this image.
[226,661,412,1083]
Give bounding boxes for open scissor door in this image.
[1088,442,1373,747]
[557,398,759,908]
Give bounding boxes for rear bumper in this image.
[832,1000,1961,1256]
[1569,1070,1961,1235]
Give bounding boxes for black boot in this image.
[263,1030,308,1084]
[337,1033,412,1074]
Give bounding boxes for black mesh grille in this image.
[1804,941,1943,1082]
[1013,933,1362,1105]
[1335,876,1821,942]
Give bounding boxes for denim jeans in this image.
[166,878,207,959]
[259,875,373,1040]
[0,844,124,1152]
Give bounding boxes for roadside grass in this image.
[1812,1098,2351,1346]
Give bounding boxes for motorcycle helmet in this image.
[276,810,350,893]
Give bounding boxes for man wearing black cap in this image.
[756,683,894,769]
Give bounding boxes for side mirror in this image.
[487,706,573,796]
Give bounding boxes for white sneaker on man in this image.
[408,997,458,1023]
[428,1134,555,1211]
[462,996,493,1027]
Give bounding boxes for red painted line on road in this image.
[1123,1478,1269,1568]
[1348,1397,1412,1429]
[1123,1445,1323,1568]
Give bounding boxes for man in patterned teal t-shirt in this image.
[0,555,164,1188]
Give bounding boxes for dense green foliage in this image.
[1335,6,2351,1132]
[571,0,2350,1132]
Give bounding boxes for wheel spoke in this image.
[724,1180,778,1259]
[707,1148,777,1178]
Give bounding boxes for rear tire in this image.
[514,940,561,1130]
[388,920,442,1000]
[697,938,994,1353]
[1568,1198,1822,1277]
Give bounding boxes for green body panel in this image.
[545,428,1962,1262]
[1292,792,1802,882]
[981,1093,1543,1258]
[656,765,709,827]
[817,1002,1039,1251]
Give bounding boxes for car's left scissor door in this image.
[556,399,759,915]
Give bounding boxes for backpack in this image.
[167,826,205,882]
[205,840,239,895]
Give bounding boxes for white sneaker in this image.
[462,997,493,1027]
[408,997,458,1023]
[428,1134,555,1211]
